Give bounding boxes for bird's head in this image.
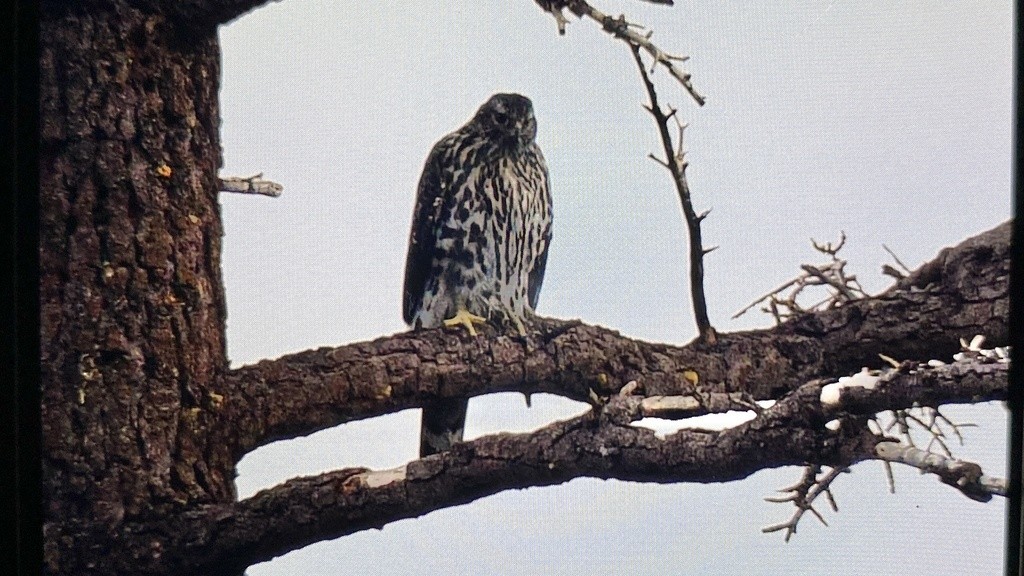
[473,93,537,149]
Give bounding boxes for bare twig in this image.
[875,441,1005,501]
[733,233,868,322]
[811,231,846,255]
[631,45,716,344]
[762,465,847,541]
[799,264,858,302]
[537,0,704,105]
[880,241,913,276]
[880,404,976,458]
[219,173,283,197]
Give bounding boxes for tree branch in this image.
[118,378,882,574]
[762,464,846,541]
[218,173,283,197]
[632,44,716,344]
[214,221,1011,458]
[537,0,705,105]
[874,441,1007,501]
[106,352,1009,574]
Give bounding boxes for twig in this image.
[874,441,1005,501]
[799,264,858,302]
[538,0,704,105]
[762,465,847,541]
[733,233,868,322]
[811,231,846,255]
[219,173,283,197]
[731,277,802,319]
[882,244,912,275]
[880,406,976,458]
[631,45,716,344]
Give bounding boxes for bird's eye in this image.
[493,112,509,125]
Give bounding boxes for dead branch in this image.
[537,0,705,105]
[881,243,912,280]
[734,233,870,322]
[215,222,1011,459]
[202,357,1006,569]
[218,173,283,197]
[91,378,884,574]
[874,441,1006,501]
[880,406,975,457]
[762,465,847,541]
[631,45,716,344]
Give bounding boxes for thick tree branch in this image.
[103,379,877,574]
[97,355,1008,574]
[821,360,1009,415]
[215,221,1011,458]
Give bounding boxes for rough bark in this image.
[217,221,1011,459]
[50,360,1011,576]
[39,2,232,572]
[37,1,1011,575]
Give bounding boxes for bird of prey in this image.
[403,93,553,457]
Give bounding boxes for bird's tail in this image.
[420,398,468,457]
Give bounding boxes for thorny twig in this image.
[762,465,847,541]
[733,232,868,323]
[537,0,705,105]
[631,45,716,344]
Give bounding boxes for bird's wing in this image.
[402,135,453,325]
[528,235,549,311]
[527,148,553,311]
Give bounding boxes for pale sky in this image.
[216,2,1012,574]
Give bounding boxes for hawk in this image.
[403,93,553,457]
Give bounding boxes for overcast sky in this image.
[216,2,1012,574]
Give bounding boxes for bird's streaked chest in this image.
[428,146,549,311]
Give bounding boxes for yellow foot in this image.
[510,313,527,337]
[443,309,487,336]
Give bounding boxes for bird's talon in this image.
[443,309,487,336]
[512,314,528,337]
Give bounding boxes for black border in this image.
[1007,2,1023,575]
[5,1,41,575]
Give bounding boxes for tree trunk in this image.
[39,3,232,571]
